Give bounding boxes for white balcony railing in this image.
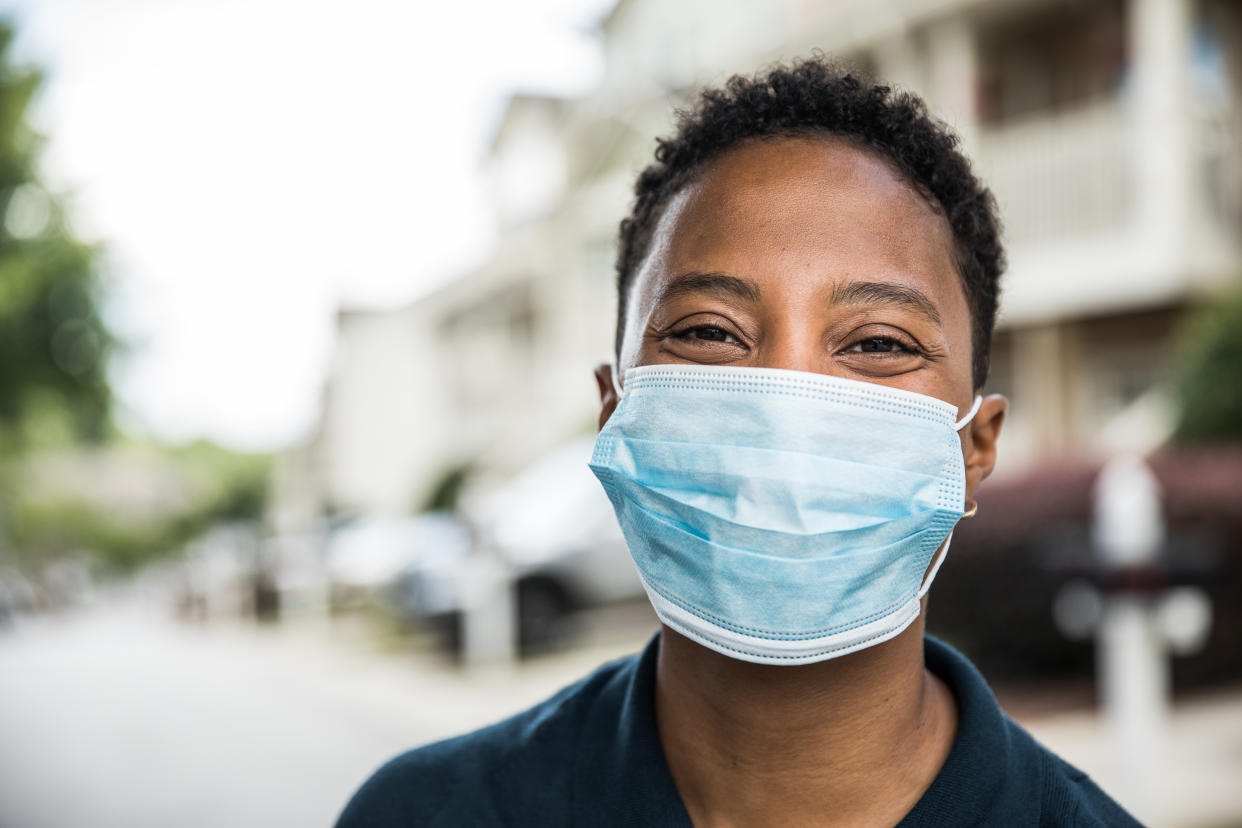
[1200,111,1242,237]
[977,102,1130,247]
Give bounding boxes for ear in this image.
[964,394,1007,503]
[594,363,620,431]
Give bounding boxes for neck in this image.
[654,618,956,828]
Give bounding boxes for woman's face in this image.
[599,135,1004,500]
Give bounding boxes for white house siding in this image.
[296,0,1242,519]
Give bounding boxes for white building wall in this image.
[300,0,1242,517]
[316,305,451,515]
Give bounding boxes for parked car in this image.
[0,573,14,628]
[928,449,1242,692]
[325,513,471,613]
[396,439,641,653]
[0,567,38,622]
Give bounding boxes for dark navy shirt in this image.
[336,635,1142,826]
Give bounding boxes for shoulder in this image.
[1033,739,1144,828]
[334,652,639,828]
[919,638,1141,827]
[998,717,1142,827]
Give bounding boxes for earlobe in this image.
[593,362,620,431]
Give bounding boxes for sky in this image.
[2,0,610,451]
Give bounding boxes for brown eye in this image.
[848,336,913,354]
[675,325,739,344]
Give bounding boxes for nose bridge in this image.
[758,308,828,376]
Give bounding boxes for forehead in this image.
[634,135,960,308]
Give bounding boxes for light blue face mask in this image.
[589,364,981,666]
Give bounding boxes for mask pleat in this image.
[590,364,968,662]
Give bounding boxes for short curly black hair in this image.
[615,56,1004,388]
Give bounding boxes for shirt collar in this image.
[897,636,1015,825]
[572,633,692,827]
[572,633,1016,827]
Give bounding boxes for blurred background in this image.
[0,0,1239,826]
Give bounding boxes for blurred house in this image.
[300,0,1242,518]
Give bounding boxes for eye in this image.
[845,336,917,354]
[656,317,750,364]
[672,325,740,345]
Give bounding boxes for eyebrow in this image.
[829,280,942,326]
[655,271,762,307]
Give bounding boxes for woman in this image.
[337,58,1140,827]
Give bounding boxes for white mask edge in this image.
[954,396,983,431]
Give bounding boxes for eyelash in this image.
[843,335,924,357]
[666,326,927,360]
[670,324,741,345]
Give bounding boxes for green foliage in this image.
[0,20,269,576]
[421,460,473,513]
[0,19,132,574]
[1173,283,1242,444]
[171,439,271,522]
[2,440,272,573]
[0,22,113,453]
[5,496,200,573]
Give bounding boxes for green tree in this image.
[421,460,474,513]
[0,22,275,577]
[0,20,120,574]
[1172,282,1242,444]
[0,22,112,454]
[4,439,272,574]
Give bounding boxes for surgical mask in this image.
[589,364,981,665]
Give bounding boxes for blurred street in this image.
[0,591,656,828]
[2,590,1241,828]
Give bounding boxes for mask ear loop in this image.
[954,395,983,431]
[923,396,983,599]
[918,535,952,599]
